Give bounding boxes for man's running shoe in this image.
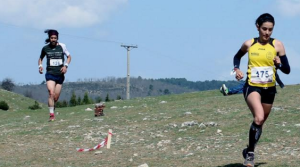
[49,113,55,122]
[243,152,255,167]
[221,84,228,96]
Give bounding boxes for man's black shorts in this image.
[45,73,65,84]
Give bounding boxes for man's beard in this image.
[50,41,57,46]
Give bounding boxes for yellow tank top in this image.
[247,38,277,87]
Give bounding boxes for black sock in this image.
[248,122,262,152]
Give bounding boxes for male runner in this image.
[38,29,72,121]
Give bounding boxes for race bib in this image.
[250,66,273,84]
[50,59,63,66]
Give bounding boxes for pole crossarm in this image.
[121,45,138,49]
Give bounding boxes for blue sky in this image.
[0,0,299,85]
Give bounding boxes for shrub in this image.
[28,101,42,110]
[55,101,63,108]
[116,95,122,100]
[95,96,102,103]
[56,100,68,108]
[0,101,9,110]
[1,78,15,91]
[83,92,91,104]
[105,93,110,102]
[69,91,77,107]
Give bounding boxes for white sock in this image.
[49,107,54,114]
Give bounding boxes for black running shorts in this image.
[243,83,276,104]
[45,73,65,84]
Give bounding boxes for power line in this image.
[0,21,233,82]
[0,21,124,44]
[139,46,233,81]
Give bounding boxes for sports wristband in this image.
[38,64,43,68]
[64,63,69,68]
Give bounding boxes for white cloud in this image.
[0,0,127,28]
[276,0,300,17]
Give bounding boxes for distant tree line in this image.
[56,91,120,108]
[156,78,240,91]
[10,76,242,104]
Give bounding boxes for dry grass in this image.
[0,85,300,167]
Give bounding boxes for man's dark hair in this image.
[44,29,59,44]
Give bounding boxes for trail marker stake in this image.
[107,129,112,149]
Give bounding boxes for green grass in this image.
[0,85,300,167]
[0,89,46,112]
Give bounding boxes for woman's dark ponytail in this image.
[255,13,275,27]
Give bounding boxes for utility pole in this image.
[121,44,138,100]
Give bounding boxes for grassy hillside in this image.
[0,85,300,167]
[0,89,46,111]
